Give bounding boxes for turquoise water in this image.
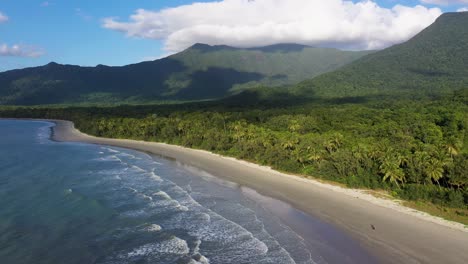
[0,120,375,264]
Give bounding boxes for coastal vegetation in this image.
[1,12,467,221]
[1,91,467,213]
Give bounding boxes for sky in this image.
[0,0,467,72]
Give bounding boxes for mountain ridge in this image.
[0,43,372,105]
[291,12,468,98]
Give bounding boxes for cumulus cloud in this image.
[103,0,442,52]
[0,12,8,23]
[421,0,468,5]
[0,44,45,58]
[457,7,468,11]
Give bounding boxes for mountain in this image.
[292,12,468,98]
[0,44,371,105]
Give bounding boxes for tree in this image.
[229,120,247,143]
[423,158,444,186]
[288,120,302,133]
[324,133,343,154]
[447,154,468,189]
[379,152,405,187]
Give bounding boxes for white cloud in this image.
[0,11,44,58]
[103,0,442,52]
[0,12,8,23]
[0,44,45,58]
[457,7,468,11]
[421,1,468,5]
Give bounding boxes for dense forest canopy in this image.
[1,90,467,210]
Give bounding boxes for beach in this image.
[52,120,468,264]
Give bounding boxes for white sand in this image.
[52,119,468,264]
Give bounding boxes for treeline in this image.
[1,93,467,209]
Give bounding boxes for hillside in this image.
[292,12,468,98]
[0,44,371,105]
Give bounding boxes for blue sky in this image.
[0,0,466,71]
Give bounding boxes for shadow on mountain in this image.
[114,57,189,95]
[218,91,402,109]
[407,68,450,77]
[324,96,370,104]
[0,58,189,105]
[220,87,312,108]
[190,43,310,54]
[248,44,308,53]
[270,74,288,80]
[175,67,265,99]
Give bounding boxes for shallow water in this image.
[0,120,375,264]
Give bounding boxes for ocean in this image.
[0,120,375,264]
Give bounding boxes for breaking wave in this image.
[89,145,316,264]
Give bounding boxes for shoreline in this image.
[45,120,468,263]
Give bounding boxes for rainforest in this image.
[2,90,467,220]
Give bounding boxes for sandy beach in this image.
[52,120,468,264]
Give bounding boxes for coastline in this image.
[51,119,468,263]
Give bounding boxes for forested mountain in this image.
[292,12,468,98]
[0,44,371,105]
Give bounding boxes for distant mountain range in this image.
[1,12,467,106]
[0,43,371,105]
[292,12,468,98]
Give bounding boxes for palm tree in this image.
[379,153,405,187]
[446,144,459,158]
[282,138,298,150]
[324,133,343,153]
[423,158,444,186]
[307,150,323,163]
[445,138,461,158]
[288,120,302,133]
[292,148,307,168]
[229,120,247,143]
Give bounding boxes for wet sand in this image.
[52,120,468,264]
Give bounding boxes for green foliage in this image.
[397,185,467,209]
[1,13,468,212]
[1,91,466,209]
[292,12,468,98]
[0,44,371,105]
